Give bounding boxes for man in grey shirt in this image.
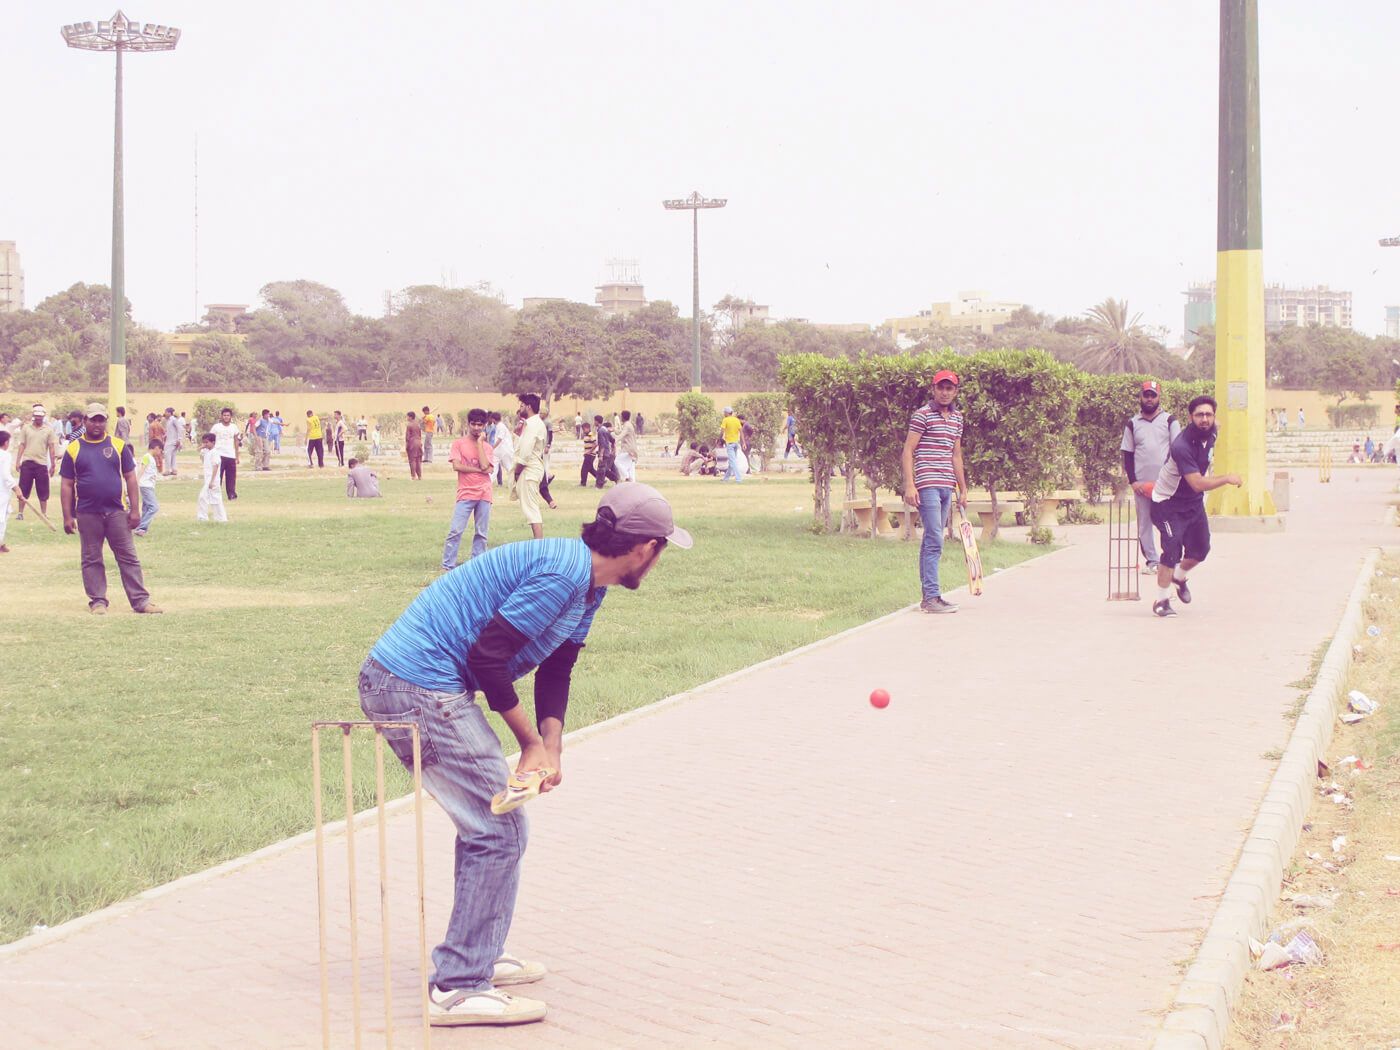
[346,458,381,498]
[1120,380,1180,573]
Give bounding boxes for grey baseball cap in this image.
[597,483,693,549]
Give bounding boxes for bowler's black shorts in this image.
[1150,499,1210,568]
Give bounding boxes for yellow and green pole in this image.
[110,38,127,415]
[1209,0,1275,516]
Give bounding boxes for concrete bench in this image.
[842,499,877,532]
[966,500,1023,542]
[1032,489,1084,529]
[879,500,919,538]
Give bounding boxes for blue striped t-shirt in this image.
[370,538,606,693]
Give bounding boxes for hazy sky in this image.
[8,1,1399,340]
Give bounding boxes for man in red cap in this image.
[1119,379,1180,574]
[901,369,969,613]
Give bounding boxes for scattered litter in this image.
[1348,690,1378,714]
[1341,713,1368,725]
[1270,1012,1296,1033]
[1385,856,1400,863]
[29,924,47,934]
[1352,643,1364,656]
[1255,937,1315,971]
[1317,759,1329,778]
[1286,893,1336,911]
[1367,625,1382,637]
[1321,782,1354,807]
[1332,835,1347,854]
[1377,943,1400,951]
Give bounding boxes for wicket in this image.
[1106,495,1141,601]
[312,721,430,1049]
[1318,444,1333,483]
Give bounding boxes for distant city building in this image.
[1183,281,1352,343]
[720,298,770,330]
[204,303,248,328]
[165,331,250,357]
[884,290,1023,347]
[595,281,646,318]
[0,241,23,313]
[1385,305,1400,339]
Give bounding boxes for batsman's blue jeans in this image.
[358,658,526,992]
[916,485,953,601]
[724,442,742,482]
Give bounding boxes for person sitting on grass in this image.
[679,442,705,476]
[346,458,381,498]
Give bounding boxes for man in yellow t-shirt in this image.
[305,410,325,468]
[720,407,744,483]
[422,405,437,464]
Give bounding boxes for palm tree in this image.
[1074,298,1164,374]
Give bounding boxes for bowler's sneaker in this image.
[428,985,545,1027]
[1174,578,1192,604]
[1152,599,1176,618]
[492,953,547,987]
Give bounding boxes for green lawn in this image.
[1,459,1049,943]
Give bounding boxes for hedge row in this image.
[778,350,1210,533]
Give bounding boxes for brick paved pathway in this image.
[2,473,1393,1049]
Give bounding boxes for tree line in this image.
[3,281,1396,402]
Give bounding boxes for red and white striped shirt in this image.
[908,404,963,490]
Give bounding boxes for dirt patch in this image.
[1226,557,1400,1048]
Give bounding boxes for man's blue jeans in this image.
[724,442,742,482]
[916,486,953,601]
[358,658,526,992]
[441,499,490,570]
[137,485,158,532]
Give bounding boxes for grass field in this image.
[1,457,1049,944]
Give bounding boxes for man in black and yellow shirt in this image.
[59,403,162,616]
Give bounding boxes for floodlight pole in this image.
[663,191,727,390]
[62,11,180,413]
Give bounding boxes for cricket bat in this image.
[956,503,983,596]
[15,493,57,533]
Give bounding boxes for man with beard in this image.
[359,484,691,1027]
[1148,394,1241,618]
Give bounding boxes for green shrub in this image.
[733,393,786,471]
[1324,403,1380,428]
[376,411,406,438]
[193,397,238,425]
[675,392,720,449]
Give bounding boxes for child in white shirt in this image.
[196,433,228,523]
[0,430,15,552]
[135,438,161,536]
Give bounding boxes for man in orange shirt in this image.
[422,405,437,464]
